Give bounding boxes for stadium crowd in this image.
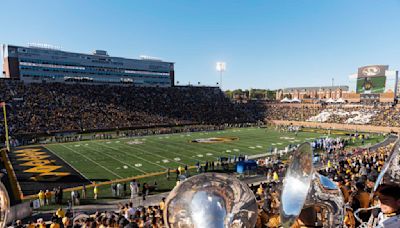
[18,202,165,228]
[2,80,400,142]
[251,137,396,227]
[0,80,264,137]
[265,104,400,127]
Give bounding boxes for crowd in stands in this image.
[0,80,264,137]
[2,79,400,142]
[265,104,400,127]
[17,203,165,228]
[251,136,395,227]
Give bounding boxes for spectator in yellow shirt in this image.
[159,197,166,211]
[94,184,98,200]
[56,208,65,218]
[38,190,45,207]
[257,185,264,196]
[273,171,279,182]
[178,166,183,175]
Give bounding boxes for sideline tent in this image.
[281,97,291,103]
[291,98,301,103]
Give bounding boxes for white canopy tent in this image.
[291,98,301,103]
[281,97,291,103]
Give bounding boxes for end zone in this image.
[8,146,90,196]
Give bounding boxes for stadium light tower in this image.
[216,62,226,88]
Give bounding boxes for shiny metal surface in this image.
[163,173,258,228]
[374,137,400,192]
[280,142,345,228]
[0,181,10,228]
[307,172,344,227]
[318,175,338,190]
[280,143,314,227]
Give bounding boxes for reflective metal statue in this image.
[163,172,258,228]
[280,143,345,228]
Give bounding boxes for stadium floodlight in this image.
[216,62,226,88]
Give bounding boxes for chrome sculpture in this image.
[163,172,258,228]
[280,142,345,228]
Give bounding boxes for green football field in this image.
[43,127,383,181]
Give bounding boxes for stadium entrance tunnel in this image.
[190,137,239,143]
[8,146,90,196]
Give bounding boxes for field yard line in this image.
[45,145,93,183]
[120,139,208,162]
[135,140,208,162]
[150,139,220,159]
[59,144,123,179]
[117,142,186,165]
[92,142,168,169]
[70,144,147,174]
[142,141,206,162]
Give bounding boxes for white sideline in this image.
[45,145,93,183]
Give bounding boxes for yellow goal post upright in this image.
[0,102,10,152]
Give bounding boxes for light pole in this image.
[216,62,226,89]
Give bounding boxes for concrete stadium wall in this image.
[270,120,400,133]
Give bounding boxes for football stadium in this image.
[1,1,400,228]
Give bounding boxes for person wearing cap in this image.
[375,185,400,228]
